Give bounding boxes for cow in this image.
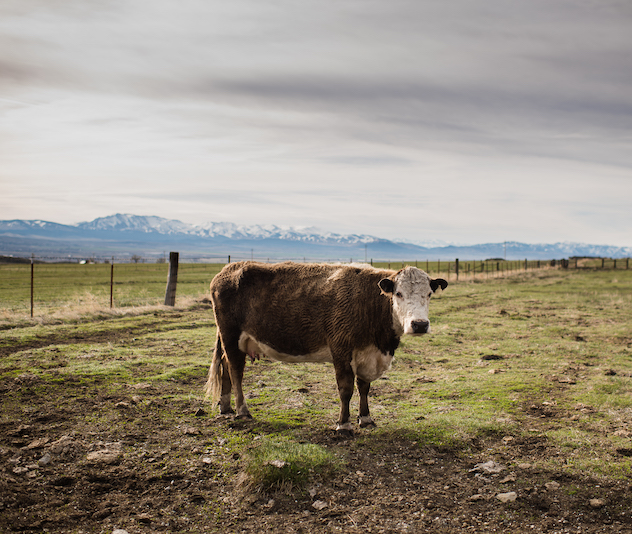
[205,261,447,436]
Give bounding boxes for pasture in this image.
[0,259,551,319]
[1,267,631,533]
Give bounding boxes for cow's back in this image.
[210,262,396,357]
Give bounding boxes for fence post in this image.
[30,255,34,318]
[110,260,114,308]
[164,252,179,306]
[455,258,459,280]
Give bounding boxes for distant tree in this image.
[156,256,166,264]
[131,254,142,263]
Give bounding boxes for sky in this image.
[1,0,631,247]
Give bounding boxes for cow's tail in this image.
[205,335,224,403]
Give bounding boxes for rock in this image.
[86,449,121,465]
[312,500,328,511]
[25,438,50,450]
[470,461,505,474]
[502,436,514,443]
[268,459,287,468]
[589,498,606,509]
[115,401,131,409]
[38,452,52,466]
[500,474,516,483]
[496,491,517,503]
[112,530,129,534]
[545,481,560,491]
[469,494,485,502]
[49,435,80,457]
[517,463,532,469]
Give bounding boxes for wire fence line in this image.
[1,253,629,318]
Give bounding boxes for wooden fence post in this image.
[30,255,34,318]
[110,260,114,308]
[164,252,179,306]
[455,258,459,281]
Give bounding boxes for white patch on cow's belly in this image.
[351,346,394,382]
[238,332,333,363]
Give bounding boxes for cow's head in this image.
[378,266,448,335]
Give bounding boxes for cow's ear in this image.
[378,278,395,295]
[430,278,448,292]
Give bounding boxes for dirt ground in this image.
[1,314,631,534]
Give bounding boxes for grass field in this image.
[1,266,631,532]
[0,262,225,317]
[0,259,561,318]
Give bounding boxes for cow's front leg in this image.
[357,377,376,428]
[333,358,355,437]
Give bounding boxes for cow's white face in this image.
[379,267,447,335]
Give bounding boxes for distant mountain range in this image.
[1,214,630,262]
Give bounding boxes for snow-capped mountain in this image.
[77,214,193,235]
[77,215,378,245]
[1,214,630,261]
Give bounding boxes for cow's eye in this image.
[395,291,403,298]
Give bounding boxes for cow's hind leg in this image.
[333,358,355,437]
[223,338,252,419]
[357,377,376,428]
[219,356,234,415]
[207,334,234,415]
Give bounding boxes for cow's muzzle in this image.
[411,320,430,334]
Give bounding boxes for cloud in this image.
[1,0,631,246]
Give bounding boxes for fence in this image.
[0,254,629,318]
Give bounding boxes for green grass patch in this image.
[243,437,343,490]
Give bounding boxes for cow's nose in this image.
[411,320,430,334]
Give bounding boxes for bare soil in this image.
[1,311,631,533]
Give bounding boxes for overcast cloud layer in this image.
[1,0,631,246]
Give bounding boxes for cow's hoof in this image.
[219,408,236,416]
[235,413,253,420]
[358,416,376,428]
